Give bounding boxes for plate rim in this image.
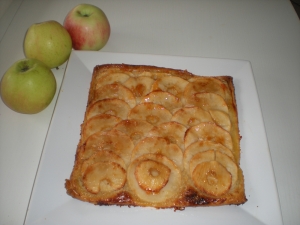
[24,51,283,225]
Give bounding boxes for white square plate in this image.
[24,51,282,225]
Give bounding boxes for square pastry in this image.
[65,64,247,209]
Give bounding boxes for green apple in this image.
[64,4,110,51]
[24,20,72,69]
[0,58,56,114]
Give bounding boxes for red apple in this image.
[63,4,110,51]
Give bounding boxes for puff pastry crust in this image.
[65,64,247,209]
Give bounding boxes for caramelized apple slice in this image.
[83,161,126,194]
[131,136,183,168]
[114,119,154,145]
[95,73,130,89]
[188,149,215,175]
[215,150,238,187]
[81,150,126,176]
[123,76,155,102]
[209,110,231,132]
[189,150,238,193]
[82,129,134,166]
[185,92,229,113]
[146,121,186,150]
[183,141,234,173]
[127,154,181,203]
[184,77,228,99]
[151,75,189,98]
[171,106,213,127]
[184,122,233,150]
[135,159,171,192]
[86,99,130,120]
[82,114,121,142]
[129,102,172,126]
[140,91,182,113]
[93,83,136,108]
[192,161,232,197]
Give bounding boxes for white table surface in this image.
[0,0,299,224]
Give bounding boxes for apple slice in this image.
[188,150,238,190]
[151,75,189,98]
[146,121,187,150]
[183,140,234,173]
[185,92,229,113]
[95,72,130,89]
[128,102,172,126]
[192,161,232,197]
[188,150,215,175]
[114,119,154,145]
[127,153,181,203]
[184,77,228,99]
[184,122,233,150]
[83,161,126,193]
[123,76,155,103]
[140,91,182,113]
[81,129,134,166]
[86,99,130,120]
[215,150,238,187]
[131,136,183,168]
[171,106,213,127]
[81,150,126,176]
[93,83,136,108]
[135,159,171,192]
[209,110,231,132]
[81,114,121,143]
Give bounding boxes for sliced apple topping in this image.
[171,106,213,127]
[151,75,189,98]
[184,77,228,99]
[127,154,181,203]
[192,161,232,197]
[93,83,136,108]
[188,150,215,175]
[188,150,238,196]
[86,99,130,120]
[82,114,121,142]
[146,121,186,150]
[81,150,126,176]
[209,110,231,132]
[138,72,170,80]
[215,150,238,187]
[123,76,155,103]
[114,119,154,145]
[95,72,130,89]
[82,129,134,166]
[128,102,172,126]
[135,159,171,192]
[184,122,233,150]
[140,91,182,113]
[185,92,229,114]
[183,141,234,173]
[131,136,183,168]
[83,161,126,194]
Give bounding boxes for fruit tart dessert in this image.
[65,64,247,209]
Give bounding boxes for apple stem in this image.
[21,65,29,72]
[77,11,89,17]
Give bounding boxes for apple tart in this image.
[65,64,247,209]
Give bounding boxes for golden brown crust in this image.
[65,64,247,209]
